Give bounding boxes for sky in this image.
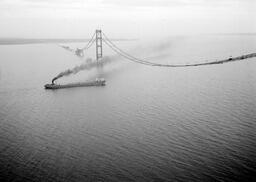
[0,0,255,38]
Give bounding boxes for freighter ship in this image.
[44,78,105,89]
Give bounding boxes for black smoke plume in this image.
[52,56,117,84]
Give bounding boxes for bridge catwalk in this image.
[60,30,256,67]
[102,32,256,67]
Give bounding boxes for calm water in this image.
[0,35,256,182]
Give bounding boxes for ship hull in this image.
[44,80,105,89]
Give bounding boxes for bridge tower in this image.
[96,29,103,61]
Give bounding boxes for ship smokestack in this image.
[52,77,58,84]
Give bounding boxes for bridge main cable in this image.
[102,32,156,66]
[82,32,96,51]
[102,39,155,66]
[102,31,256,67]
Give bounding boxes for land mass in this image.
[0,38,137,45]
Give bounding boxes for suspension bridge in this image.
[46,29,256,89]
[61,29,256,68]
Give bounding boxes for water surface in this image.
[0,35,256,182]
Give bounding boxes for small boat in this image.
[44,79,106,89]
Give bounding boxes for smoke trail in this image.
[52,56,118,84]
